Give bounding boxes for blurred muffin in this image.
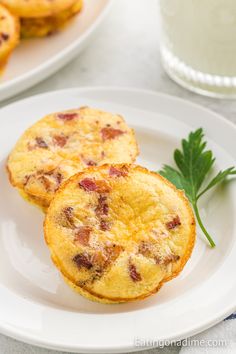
[0,0,77,18]
[20,0,83,38]
[7,107,139,210]
[0,4,19,72]
[44,164,195,304]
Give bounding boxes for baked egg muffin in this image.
[0,4,19,72]
[0,0,77,18]
[44,164,196,304]
[20,0,83,38]
[7,107,138,210]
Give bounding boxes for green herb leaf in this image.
[159,128,236,248]
[197,167,236,199]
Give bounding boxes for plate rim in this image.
[0,86,236,353]
[0,0,114,102]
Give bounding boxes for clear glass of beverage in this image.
[159,0,236,98]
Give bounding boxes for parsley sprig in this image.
[159,128,236,248]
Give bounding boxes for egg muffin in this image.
[20,0,83,39]
[7,107,139,210]
[0,0,77,18]
[0,4,19,72]
[44,164,196,304]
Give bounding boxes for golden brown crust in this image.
[20,0,83,39]
[1,0,77,18]
[0,4,20,72]
[44,164,196,304]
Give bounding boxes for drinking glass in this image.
[159,0,236,97]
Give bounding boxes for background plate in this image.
[0,87,235,353]
[0,0,112,102]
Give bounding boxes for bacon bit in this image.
[166,216,181,230]
[109,166,128,177]
[80,154,97,167]
[53,134,68,147]
[95,195,111,231]
[55,172,63,189]
[101,127,124,140]
[79,178,98,192]
[95,195,109,217]
[35,137,48,149]
[63,206,75,228]
[128,262,142,282]
[73,253,93,270]
[91,251,106,269]
[163,254,180,265]
[38,175,52,191]
[79,178,111,193]
[38,169,63,192]
[138,241,152,257]
[57,112,78,121]
[105,244,124,263]
[1,33,9,41]
[100,219,111,231]
[23,174,31,187]
[85,160,97,166]
[91,244,123,272]
[74,226,92,246]
[155,253,180,266]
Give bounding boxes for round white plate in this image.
[0,87,235,353]
[0,0,112,102]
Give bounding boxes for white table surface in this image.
[0,0,235,353]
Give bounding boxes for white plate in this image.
[0,0,112,102]
[0,87,235,353]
